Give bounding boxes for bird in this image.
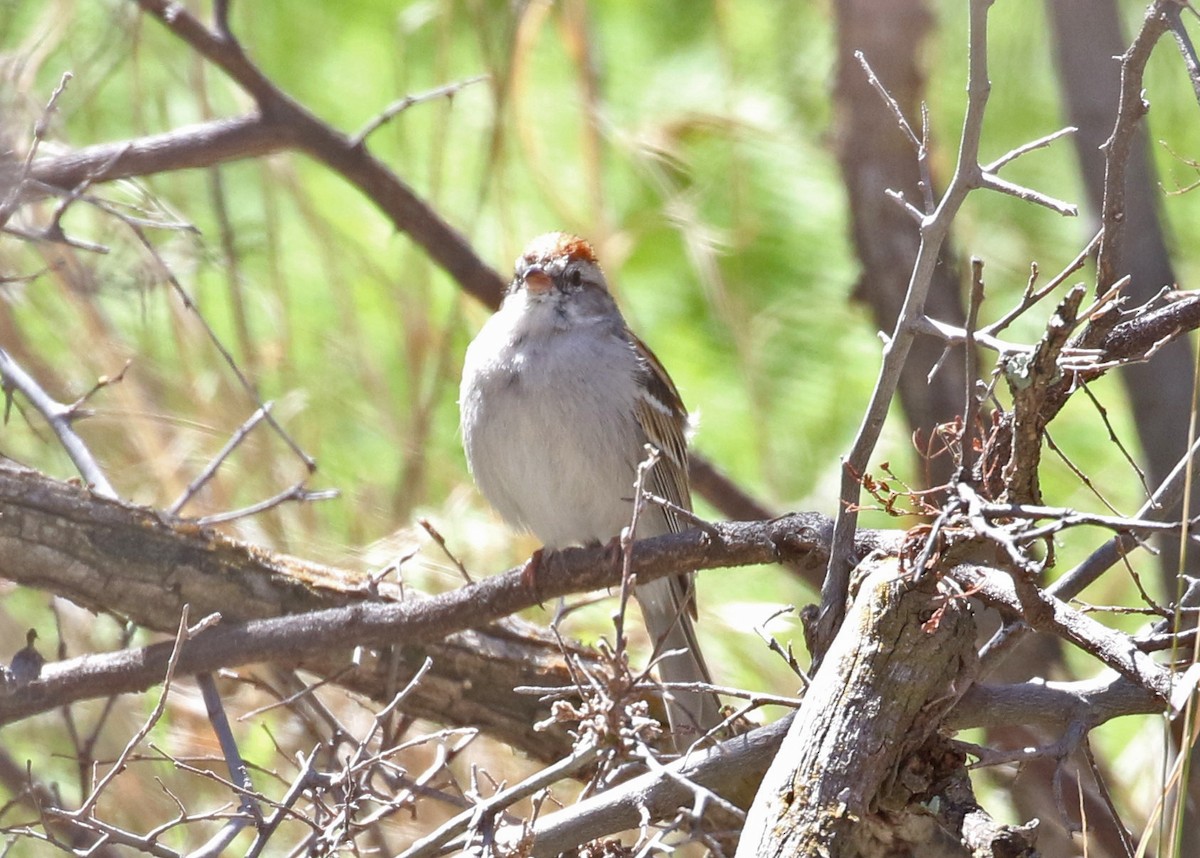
[459,231,721,742]
[9,628,45,684]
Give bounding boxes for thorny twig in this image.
[818,0,1077,653]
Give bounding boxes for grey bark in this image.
[739,559,984,857]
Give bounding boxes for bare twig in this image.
[122,221,317,472]
[614,446,660,663]
[1165,0,1200,107]
[168,403,274,516]
[820,0,1031,653]
[955,563,1176,703]
[197,670,261,835]
[854,50,937,215]
[958,258,985,482]
[1081,738,1139,858]
[987,229,1102,336]
[1095,0,1175,293]
[855,51,923,152]
[400,742,601,858]
[64,607,194,818]
[0,72,73,230]
[1044,429,1123,515]
[418,518,474,584]
[1077,380,1154,498]
[978,171,1078,216]
[188,481,339,526]
[0,349,117,499]
[915,315,1031,355]
[242,749,320,858]
[983,125,1077,173]
[980,430,1200,675]
[351,75,489,146]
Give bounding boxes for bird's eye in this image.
[567,268,583,287]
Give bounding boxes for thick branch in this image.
[979,289,1200,501]
[953,564,1175,702]
[20,116,282,195]
[0,462,1178,779]
[506,671,1156,854]
[948,674,1161,731]
[1043,288,1200,425]
[0,463,839,633]
[517,717,792,856]
[741,558,977,856]
[0,462,845,748]
[1001,285,1085,504]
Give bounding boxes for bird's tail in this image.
[636,576,722,747]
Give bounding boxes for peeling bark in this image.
[739,559,987,857]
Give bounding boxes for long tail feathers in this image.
[636,576,722,746]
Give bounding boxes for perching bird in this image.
[9,628,45,684]
[459,233,721,742]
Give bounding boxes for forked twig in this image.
[169,403,274,515]
[62,607,197,818]
[0,349,117,499]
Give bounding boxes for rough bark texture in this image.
[0,462,1175,852]
[0,460,584,760]
[739,559,982,857]
[832,0,969,489]
[0,461,863,759]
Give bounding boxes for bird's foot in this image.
[521,547,547,606]
[602,534,625,571]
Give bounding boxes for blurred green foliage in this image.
[2,0,1199,850]
[2,0,1197,678]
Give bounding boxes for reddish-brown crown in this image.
[518,232,598,268]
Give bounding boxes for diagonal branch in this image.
[819,0,999,653]
[0,349,117,499]
[1095,0,1177,294]
[12,3,763,525]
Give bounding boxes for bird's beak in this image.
[521,265,554,294]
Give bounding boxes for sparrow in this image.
[459,232,721,741]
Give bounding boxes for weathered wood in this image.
[0,461,853,761]
[0,461,584,759]
[739,558,977,857]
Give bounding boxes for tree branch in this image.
[818,0,1001,652]
[742,558,977,854]
[1094,0,1175,294]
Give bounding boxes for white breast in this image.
[459,294,653,548]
